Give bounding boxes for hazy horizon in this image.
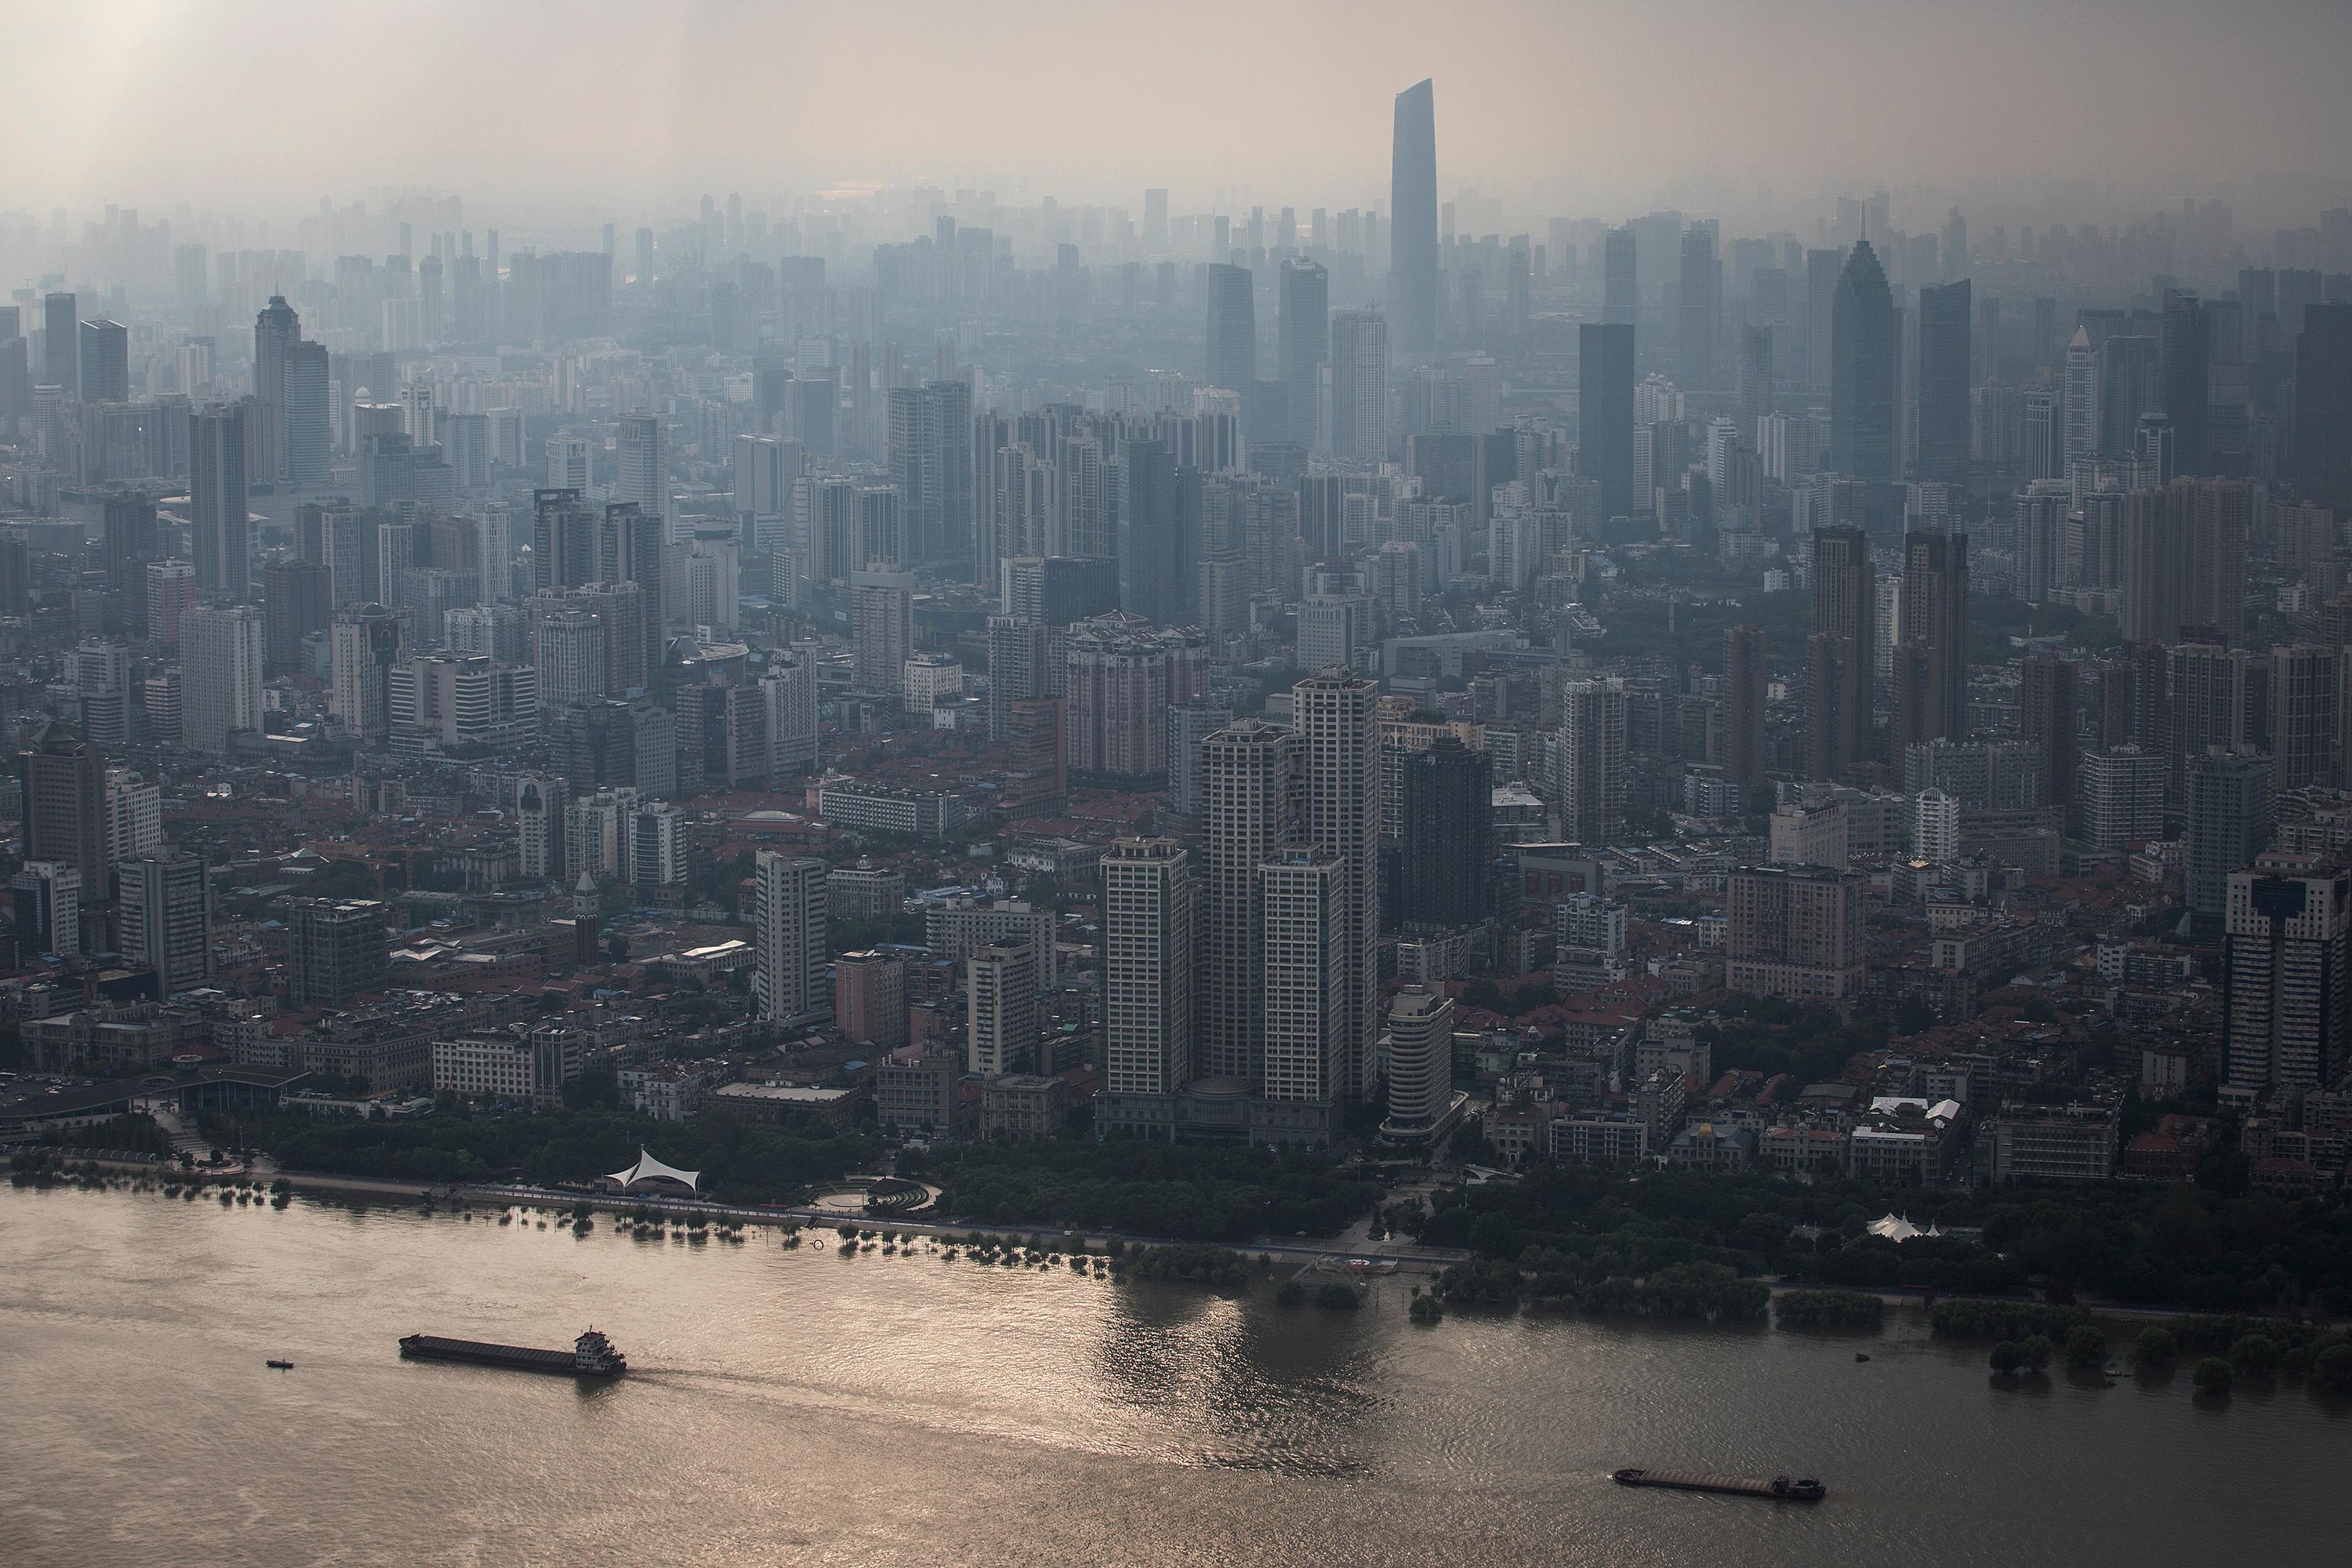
[9,0,2350,233]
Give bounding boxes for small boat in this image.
[1613,1468,1826,1502]
[265,1359,294,1370]
[1854,1352,1871,1363]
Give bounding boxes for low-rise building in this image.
[619,1064,707,1121]
[1986,1102,2120,1183]
[431,1027,584,1108]
[982,1073,1065,1141]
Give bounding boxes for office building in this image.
[2078,746,2168,850]
[1389,78,1438,356]
[1205,263,1255,393]
[1900,530,1969,744]
[2187,752,2273,934]
[2294,303,2352,512]
[18,720,106,898]
[1397,734,1491,930]
[1278,259,1329,445]
[287,898,388,1009]
[1579,323,1636,521]
[189,405,249,601]
[616,412,673,539]
[120,851,211,997]
[1677,227,1720,388]
[833,949,909,1050]
[77,319,129,405]
[1830,240,1895,482]
[851,567,914,697]
[887,380,973,566]
[2018,653,2078,819]
[1915,279,1971,482]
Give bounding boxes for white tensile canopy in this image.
[606,1146,702,1193]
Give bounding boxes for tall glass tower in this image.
[1389,78,1437,358]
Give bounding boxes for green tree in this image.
[2020,1334,2055,1371]
[2132,1327,2177,1365]
[2065,1325,2108,1367]
[1989,1341,2025,1374]
[2193,1357,2234,1393]
[2228,1334,2278,1374]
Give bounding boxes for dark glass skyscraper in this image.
[2162,291,2212,477]
[76,319,128,405]
[1915,279,1972,482]
[1389,78,1437,358]
[1677,227,1720,389]
[1579,323,1636,523]
[1204,262,1255,394]
[1806,524,1873,781]
[1830,240,1895,482]
[2296,303,2352,512]
[190,404,249,602]
[1277,259,1328,445]
[1399,735,1490,929]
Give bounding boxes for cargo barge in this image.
[1613,1468,1824,1501]
[398,1328,626,1378]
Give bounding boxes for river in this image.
[2,1183,2340,1566]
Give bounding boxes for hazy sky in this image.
[10,0,2348,225]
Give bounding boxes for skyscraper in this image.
[1604,227,1639,328]
[1327,310,1388,459]
[1204,263,1256,393]
[1900,530,1969,743]
[1259,844,1347,1109]
[1725,624,1767,796]
[189,405,249,601]
[1561,677,1628,844]
[1725,863,1867,1000]
[1201,720,1295,1083]
[76,319,129,405]
[2295,302,2352,512]
[2272,642,2339,792]
[2186,751,2272,934]
[283,340,331,485]
[1830,240,1895,483]
[1915,279,1972,482]
[1293,669,1380,1101]
[1278,259,1329,446]
[287,898,387,1009]
[252,294,300,480]
[330,604,400,743]
[753,851,828,1025]
[615,412,672,540]
[2063,326,2097,467]
[18,721,105,899]
[1579,322,1636,522]
[965,944,1039,1076]
[2161,290,2212,477]
[122,852,211,996]
[1677,227,1720,388]
[42,291,76,396]
[1806,524,1874,780]
[1101,837,1198,1101]
[1389,78,1438,357]
[180,604,263,754]
[262,560,332,677]
[2223,851,2351,1091]
[2019,653,2079,822]
[887,379,974,569]
[1398,734,1490,928]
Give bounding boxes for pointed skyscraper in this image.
[1389,78,1437,358]
[1830,240,1895,484]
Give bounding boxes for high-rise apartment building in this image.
[1204,263,1256,394]
[1259,845,1347,1106]
[180,604,263,754]
[2223,851,2351,1091]
[753,852,828,1025]
[18,720,106,898]
[1201,720,1296,1083]
[1560,677,1628,844]
[1899,529,1969,744]
[2019,653,2079,821]
[1101,837,1199,1098]
[1725,863,1867,1000]
[1725,624,1767,795]
[1278,259,1329,445]
[965,943,1039,1076]
[1294,668,1381,1100]
[1328,310,1388,459]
